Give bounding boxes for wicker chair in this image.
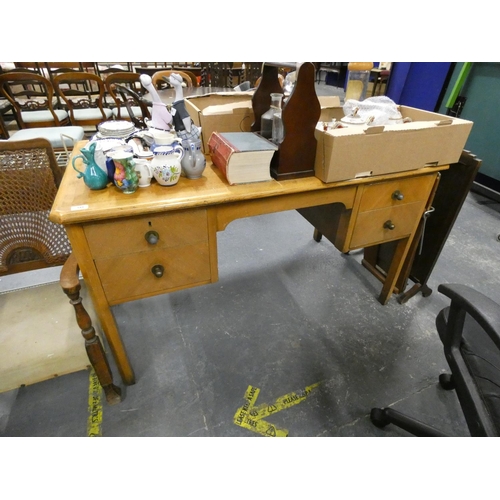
[0,138,121,404]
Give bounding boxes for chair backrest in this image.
[179,69,199,87]
[105,72,145,120]
[200,63,241,88]
[437,283,500,436]
[151,70,193,90]
[53,71,110,127]
[0,71,67,129]
[242,63,264,88]
[112,84,151,128]
[0,138,72,275]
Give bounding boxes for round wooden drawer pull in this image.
[145,230,159,245]
[392,190,404,200]
[151,264,164,278]
[384,220,395,230]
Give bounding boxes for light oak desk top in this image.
[51,141,447,397]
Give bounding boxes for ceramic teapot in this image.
[181,140,206,179]
[151,144,184,186]
[72,142,109,190]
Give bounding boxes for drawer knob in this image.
[384,220,395,230]
[392,190,404,201]
[145,230,159,245]
[151,264,164,278]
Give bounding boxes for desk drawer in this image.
[84,209,208,259]
[359,175,435,212]
[350,202,424,249]
[95,241,211,304]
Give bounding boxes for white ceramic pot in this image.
[151,145,184,186]
[134,159,154,187]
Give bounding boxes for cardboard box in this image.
[318,95,341,122]
[314,105,473,183]
[185,92,255,153]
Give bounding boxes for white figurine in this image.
[169,73,192,133]
[139,74,172,131]
[168,73,201,143]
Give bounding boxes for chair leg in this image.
[61,255,122,405]
[370,407,448,437]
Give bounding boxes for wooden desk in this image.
[50,141,447,402]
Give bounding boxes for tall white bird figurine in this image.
[169,73,192,133]
[139,74,172,130]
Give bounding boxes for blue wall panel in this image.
[386,62,452,111]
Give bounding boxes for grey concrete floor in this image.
[1,188,499,438]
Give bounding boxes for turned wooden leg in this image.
[313,228,323,242]
[61,254,122,405]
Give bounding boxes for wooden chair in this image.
[371,69,391,96]
[200,62,235,88]
[112,84,151,129]
[0,71,70,129]
[151,70,193,90]
[0,99,11,139]
[105,71,150,121]
[0,138,121,404]
[179,69,199,87]
[242,62,264,88]
[6,125,85,167]
[53,72,113,129]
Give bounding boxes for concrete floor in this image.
[1,188,499,437]
[1,81,500,438]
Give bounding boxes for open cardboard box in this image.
[318,95,342,122]
[185,93,342,154]
[185,92,255,153]
[314,105,473,183]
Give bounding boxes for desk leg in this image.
[378,237,411,305]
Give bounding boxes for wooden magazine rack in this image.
[251,62,321,180]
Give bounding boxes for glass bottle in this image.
[272,102,284,145]
[261,92,283,140]
[345,62,374,102]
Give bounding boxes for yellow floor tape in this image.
[87,369,103,437]
[234,382,321,437]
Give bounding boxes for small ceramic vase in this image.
[108,151,139,194]
[181,140,206,179]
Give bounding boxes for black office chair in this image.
[371,283,500,436]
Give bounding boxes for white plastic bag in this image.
[343,96,403,126]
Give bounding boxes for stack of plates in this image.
[97,120,136,138]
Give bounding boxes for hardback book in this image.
[208,131,278,185]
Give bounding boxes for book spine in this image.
[208,132,235,180]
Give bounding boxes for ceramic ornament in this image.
[140,74,173,131]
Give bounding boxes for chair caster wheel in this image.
[439,373,455,390]
[370,408,390,428]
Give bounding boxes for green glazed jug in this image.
[72,142,109,190]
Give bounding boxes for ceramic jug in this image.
[108,150,139,194]
[134,159,154,187]
[147,129,180,152]
[91,139,126,178]
[72,142,109,190]
[181,140,206,179]
[151,145,184,186]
